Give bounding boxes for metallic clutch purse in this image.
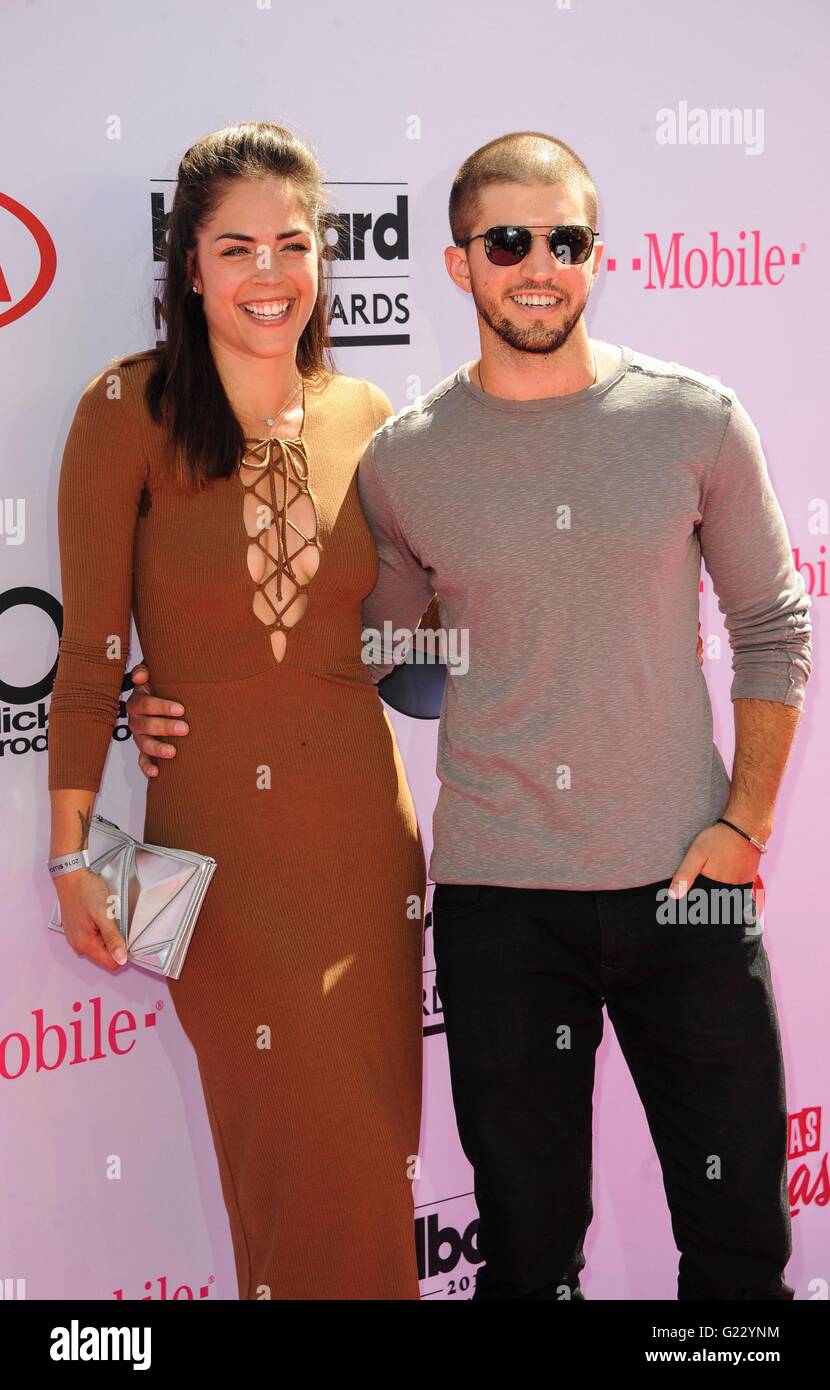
[47,813,217,979]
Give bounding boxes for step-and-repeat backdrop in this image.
[1,0,827,1300]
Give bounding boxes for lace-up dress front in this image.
[238,433,321,664]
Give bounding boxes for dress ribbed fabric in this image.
[47,351,426,1300]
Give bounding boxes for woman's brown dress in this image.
[47,352,426,1299]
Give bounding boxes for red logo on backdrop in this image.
[113,1272,216,1300]
[0,191,57,327]
[0,996,164,1080]
[605,230,805,288]
[788,1106,829,1216]
[793,546,828,599]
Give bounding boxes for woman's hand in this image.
[125,662,188,778]
[55,868,129,972]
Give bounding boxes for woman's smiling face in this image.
[188,175,319,362]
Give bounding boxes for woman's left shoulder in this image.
[310,371,394,433]
[364,378,394,429]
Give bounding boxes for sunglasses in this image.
[457,224,598,267]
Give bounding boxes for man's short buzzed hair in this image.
[449,132,598,245]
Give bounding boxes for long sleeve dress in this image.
[47,351,426,1299]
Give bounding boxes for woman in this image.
[46,122,429,1300]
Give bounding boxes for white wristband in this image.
[48,850,90,877]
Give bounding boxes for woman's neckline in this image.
[242,375,308,444]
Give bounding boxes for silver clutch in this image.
[47,813,217,979]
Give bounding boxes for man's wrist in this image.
[717,811,772,850]
[722,804,773,842]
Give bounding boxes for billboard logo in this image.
[324,187,410,346]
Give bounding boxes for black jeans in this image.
[432,877,794,1301]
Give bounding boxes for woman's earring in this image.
[192,285,201,294]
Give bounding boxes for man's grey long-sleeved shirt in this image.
[357,344,812,891]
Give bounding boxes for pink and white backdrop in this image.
[1,0,827,1300]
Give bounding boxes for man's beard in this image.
[472,284,587,356]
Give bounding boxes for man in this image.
[127,132,811,1300]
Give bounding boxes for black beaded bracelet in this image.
[716,817,768,854]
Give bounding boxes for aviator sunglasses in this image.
[456,224,598,267]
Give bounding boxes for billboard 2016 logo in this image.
[416,1205,482,1292]
[150,180,410,349]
